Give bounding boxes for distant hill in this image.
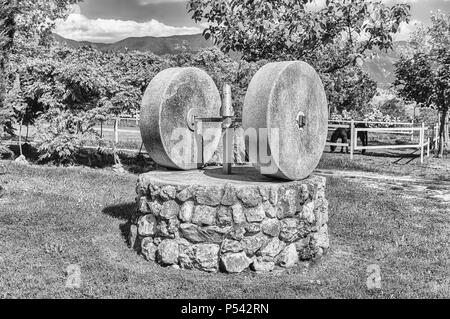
[53,33,212,56]
[54,34,412,88]
[362,41,413,89]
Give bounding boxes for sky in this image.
[54,0,450,43]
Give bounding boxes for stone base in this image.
[130,166,329,273]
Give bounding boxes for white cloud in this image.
[55,13,202,43]
[393,19,422,41]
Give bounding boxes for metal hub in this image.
[296,111,306,130]
[186,108,196,131]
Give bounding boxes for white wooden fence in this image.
[327,120,439,164]
[96,116,141,144]
[98,118,440,164]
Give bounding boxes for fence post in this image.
[222,83,233,175]
[436,123,439,149]
[445,120,449,146]
[427,137,430,157]
[114,117,120,144]
[420,122,425,164]
[194,119,204,167]
[434,124,437,150]
[350,120,355,160]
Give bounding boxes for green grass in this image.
[318,152,450,182]
[0,161,448,298]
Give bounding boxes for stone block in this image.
[221,252,252,273]
[179,201,194,223]
[157,239,179,265]
[237,188,262,207]
[192,205,217,226]
[137,214,157,237]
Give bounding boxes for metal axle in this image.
[193,83,236,175]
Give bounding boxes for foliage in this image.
[187,0,410,73]
[0,0,81,158]
[369,89,410,121]
[3,0,412,162]
[173,47,266,120]
[394,11,450,155]
[377,97,408,122]
[0,1,18,57]
[13,0,81,46]
[8,43,381,163]
[394,53,434,106]
[331,87,411,124]
[323,66,377,114]
[330,106,399,125]
[415,107,438,129]
[0,0,20,142]
[172,47,378,122]
[362,106,400,124]
[187,0,396,117]
[7,45,171,164]
[34,110,96,164]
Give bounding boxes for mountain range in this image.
[54,33,410,88]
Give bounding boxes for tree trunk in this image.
[113,116,121,166]
[0,63,6,155]
[18,118,23,156]
[445,115,449,147]
[437,109,448,157]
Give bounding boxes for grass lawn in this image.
[0,160,449,299]
[318,151,450,182]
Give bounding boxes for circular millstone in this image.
[140,67,222,170]
[243,61,328,181]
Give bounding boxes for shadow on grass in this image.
[324,148,420,159]
[102,202,137,246]
[102,202,136,221]
[6,143,39,161]
[2,143,158,175]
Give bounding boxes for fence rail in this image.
[326,120,439,164]
[329,120,415,126]
[4,117,441,165]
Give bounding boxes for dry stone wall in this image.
[129,172,329,273]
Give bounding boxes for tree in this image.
[0,0,81,157]
[369,89,410,121]
[187,0,408,118]
[394,12,450,157]
[187,0,410,73]
[323,66,377,115]
[12,0,81,46]
[0,0,19,150]
[11,44,171,164]
[20,47,107,164]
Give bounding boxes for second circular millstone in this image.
[140,67,222,170]
[243,61,329,181]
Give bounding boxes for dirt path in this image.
[315,169,450,203]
